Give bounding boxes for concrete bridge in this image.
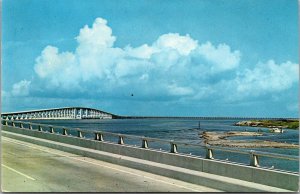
[1,120,298,192]
[1,107,116,120]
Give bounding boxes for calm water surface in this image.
[30,118,299,172]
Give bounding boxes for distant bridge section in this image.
[116,116,298,120]
[1,107,116,120]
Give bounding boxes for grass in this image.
[250,119,299,129]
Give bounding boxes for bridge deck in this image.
[1,136,221,192]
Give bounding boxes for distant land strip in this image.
[113,115,298,120]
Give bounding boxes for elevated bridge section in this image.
[1,107,116,120]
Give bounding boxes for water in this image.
[27,118,299,172]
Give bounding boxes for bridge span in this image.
[1,107,116,120]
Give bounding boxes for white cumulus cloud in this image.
[24,17,297,104]
[167,83,194,96]
[235,60,298,96]
[197,41,241,73]
[154,33,198,56]
[76,18,116,54]
[12,80,31,96]
[34,46,80,89]
[125,44,154,59]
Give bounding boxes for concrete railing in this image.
[2,120,298,170]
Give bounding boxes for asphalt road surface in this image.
[1,137,221,192]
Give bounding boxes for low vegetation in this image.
[235,119,299,129]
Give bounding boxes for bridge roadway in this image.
[1,136,221,192]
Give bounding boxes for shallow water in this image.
[29,118,299,172]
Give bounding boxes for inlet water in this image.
[30,118,299,172]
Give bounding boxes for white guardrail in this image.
[1,120,299,172]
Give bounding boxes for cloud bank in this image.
[12,18,299,108]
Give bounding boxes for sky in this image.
[2,0,299,117]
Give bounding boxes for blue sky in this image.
[2,0,299,117]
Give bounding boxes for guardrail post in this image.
[63,128,68,135]
[118,136,124,144]
[94,133,99,140]
[250,151,259,167]
[142,139,148,149]
[206,148,214,159]
[170,142,178,153]
[38,125,42,131]
[29,124,33,130]
[98,133,103,141]
[78,131,83,138]
[49,127,54,133]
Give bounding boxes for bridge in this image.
[1,106,298,120]
[1,119,298,192]
[1,107,116,120]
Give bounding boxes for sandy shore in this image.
[207,140,299,148]
[200,131,263,141]
[199,131,299,148]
